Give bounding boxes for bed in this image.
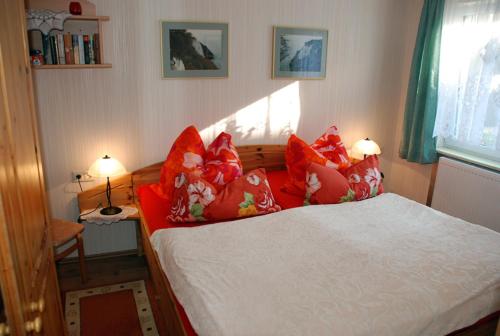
[77,145,500,336]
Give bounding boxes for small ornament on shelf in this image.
[69,2,82,15]
[30,50,44,66]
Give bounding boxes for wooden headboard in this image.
[77,144,286,211]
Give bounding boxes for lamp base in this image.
[100,206,122,216]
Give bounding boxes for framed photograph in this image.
[161,21,228,78]
[272,26,328,79]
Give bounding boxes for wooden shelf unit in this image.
[67,15,110,21]
[32,63,112,69]
[27,2,112,70]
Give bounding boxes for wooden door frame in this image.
[0,0,66,334]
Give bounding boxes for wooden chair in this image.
[51,219,87,283]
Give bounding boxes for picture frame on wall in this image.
[272,26,328,79]
[161,21,228,78]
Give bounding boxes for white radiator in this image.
[432,157,500,233]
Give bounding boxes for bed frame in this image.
[77,144,499,336]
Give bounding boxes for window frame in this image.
[437,138,500,172]
[435,0,500,169]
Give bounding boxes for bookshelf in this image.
[27,1,112,69]
[67,15,110,21]
[35,63,112,69]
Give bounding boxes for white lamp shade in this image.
[88,155,126,178]
[351,138,381,160]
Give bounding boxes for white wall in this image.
[387,0,433,204]
[34,0,426,254]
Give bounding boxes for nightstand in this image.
[78,204,143,256]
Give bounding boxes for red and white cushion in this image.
[154,125,206,199]
[155,126,243,199]
[342,155,384,201]
[168,168,281,222]
[283,134,335,197]
[283,124,350,197]
[311,124,351,173]
[304,162,354,205]
[203,132,243,191]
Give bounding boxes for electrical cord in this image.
[76,174,83,192]
[77,202,102,223]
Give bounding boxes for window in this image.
[434,0,500,164]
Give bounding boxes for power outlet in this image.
[72,171,94,182]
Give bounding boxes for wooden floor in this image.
[56,255,149,293]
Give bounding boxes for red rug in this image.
[65,280,160,336]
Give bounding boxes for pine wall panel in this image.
[33,0,427,255]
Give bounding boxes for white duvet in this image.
[151,193,500,336]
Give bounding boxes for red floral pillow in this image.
[155,126,243,199]
[283,134,336,197]
[203,132,243,191]
[305,162,354,205]
[342,155,384,201]
[311,125,351,173]
[168,168,281,222]
[155,125,206,199]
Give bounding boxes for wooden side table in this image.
[78,204,143,256]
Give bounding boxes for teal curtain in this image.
[399,0,445,164]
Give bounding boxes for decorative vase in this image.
[69,2,82,15]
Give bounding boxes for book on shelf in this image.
[78,35,85,64]
[93,33,100,64]
[44,43,52,65]
[36,32,102,66]
[83,35,90,64]
[56,34,65,65]
[47,36,55,65]
[72,35,79,65]
[50,36,58,65]
[63,33,72,64]
[89,35,95,64]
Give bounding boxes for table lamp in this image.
[351,138,381,160]
[88,155,126,215]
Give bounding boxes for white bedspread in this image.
[151,193,500,336]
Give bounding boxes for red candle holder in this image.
[69,2,82,15]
